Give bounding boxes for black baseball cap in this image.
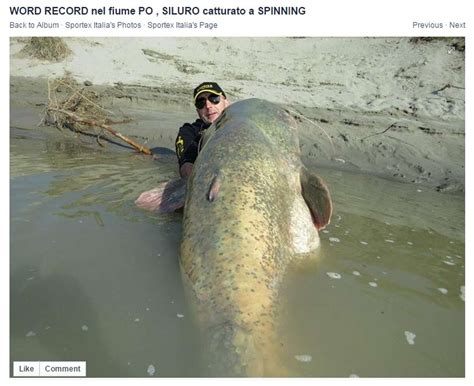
[193,82,226,101]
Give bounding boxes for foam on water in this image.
[460,286,465,301]
[404,331,416,345]
[295,354,312,363]
[147,364,156,376]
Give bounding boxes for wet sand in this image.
[10,37,465,193]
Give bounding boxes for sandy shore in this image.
[10,37,465,193]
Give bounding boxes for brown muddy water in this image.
[10,112,464,377]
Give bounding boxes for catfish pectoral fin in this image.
[300,167,333,230]
[135,178,187,213]
[207,172,223,202]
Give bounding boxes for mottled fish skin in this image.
[180,99,325,376]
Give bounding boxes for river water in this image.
[10,120,464,377]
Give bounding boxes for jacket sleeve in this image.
[175,123,199,168]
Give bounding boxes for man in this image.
[175,82,230,177]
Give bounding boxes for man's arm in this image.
[175,123,199,177]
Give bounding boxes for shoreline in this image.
[10,37,465,193]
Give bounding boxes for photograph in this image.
[10,36,465,377]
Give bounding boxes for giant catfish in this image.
[136,98,332,376]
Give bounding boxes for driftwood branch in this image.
[49,108,152,155]
[42,75,153,156]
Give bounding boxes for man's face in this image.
[195,92,229,124]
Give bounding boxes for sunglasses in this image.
[195,94,221,109]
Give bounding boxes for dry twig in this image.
[360,122,398,142]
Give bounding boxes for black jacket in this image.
[175,119,210,167]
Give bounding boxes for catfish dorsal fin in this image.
[300,167,333,230]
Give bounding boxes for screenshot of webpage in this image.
[3,0,471,383]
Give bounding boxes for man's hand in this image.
[180,162,193,178]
